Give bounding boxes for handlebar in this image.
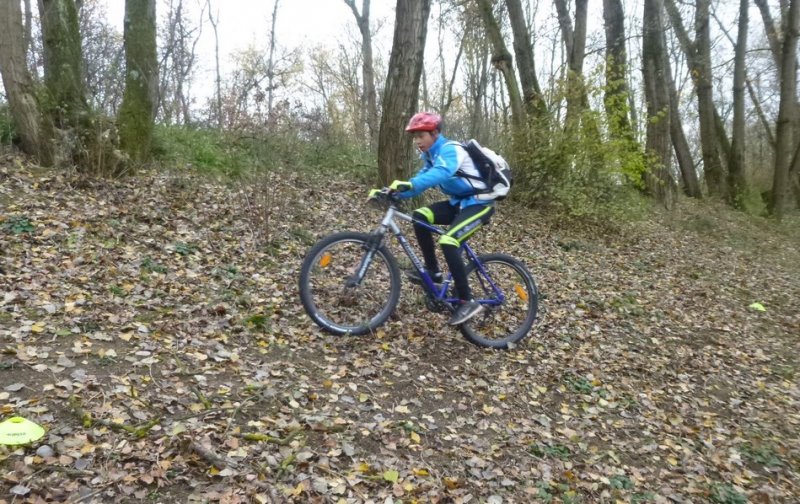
[368,188,404,208]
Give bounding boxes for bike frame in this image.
[356,203,505,307]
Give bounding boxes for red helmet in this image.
[405,112,442,132]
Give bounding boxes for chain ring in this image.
[424,296,453,313]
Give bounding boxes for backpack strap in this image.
[445,141,492,194]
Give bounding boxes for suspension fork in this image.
[346,229,387,287]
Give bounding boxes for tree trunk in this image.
[376,0,431,185]
[158,0,202,126]
[694,0,726,198]
[0,0,54,165]
[23,0,33,61]
[554,0,589,128]
[667,64,703,198]
[40,0,88,127]
[602,0,634,141]
[642,0,676,207]
[666,48,701,198]
[438,31,465,117]
[771,0,799,219]
[475,0,524,129]
[505,0,548,121]
[664,0,727,199]
[728,0,748,205]
[463,14,490,139]
[603,0,647,184]
[754,0,782,68]
[266,0,280,125]
[119,0,157,163]
[755,0,800,213]
[345,0,379,152]
[206,0,222,128]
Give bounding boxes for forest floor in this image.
[1,157,799,504]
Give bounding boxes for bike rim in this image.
[463,259,537,346]
[305,239,396,333]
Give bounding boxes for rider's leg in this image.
[438,203,495,324]
[413,201,458,278]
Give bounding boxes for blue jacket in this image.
[398,134,493,209]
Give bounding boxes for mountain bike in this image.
[298,189,538,348]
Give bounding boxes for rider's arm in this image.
[397,146,459,199]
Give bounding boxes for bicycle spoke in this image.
[300,234,400,335]
[459,255,538,348]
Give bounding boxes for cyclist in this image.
[381,111,495,325]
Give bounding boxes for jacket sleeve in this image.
[398,145,459,198]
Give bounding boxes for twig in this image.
[223,396,257,438]
[69,486,108,504]
[315,464,368,500]
[67,395,161,438]
[191,386,213,409]
[189,440,238,471]
[239,428,303,446]
[169,406,238,424]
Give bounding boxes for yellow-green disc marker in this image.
[0,417,46,445]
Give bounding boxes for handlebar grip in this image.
[368,188,402,207]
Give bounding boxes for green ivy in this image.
[3,216,36,235]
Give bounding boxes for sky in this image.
[95,0,748,119]
[100,0,398,102]
[105,0,396,67]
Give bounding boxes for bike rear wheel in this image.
[459,253,538,349]
[299,231,401,335]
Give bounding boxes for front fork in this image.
[345,231,385,287]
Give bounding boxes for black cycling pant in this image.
[412,201,494,300]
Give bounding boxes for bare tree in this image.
[666,49,701,197]
[157,0,205,125]
[771,0,799,219]
[79,0,125,115]
[553,0,588,128]
[460,4,491,139]
[505,0,547,121]
[0,0,54,165]
[602,0,634,142]
[432,2,465,118]
[664,0,726,199]
[642,0,676,207]
[728,0,748,204]
[754,0,782,66]
[206,0,222,128]
[377,0,431,184]
[475,0,524,128]
[216,43,299,130]
[23,0,34,60]
[344,0,379,151]
[266,0,280,125]
[755,0,800,211]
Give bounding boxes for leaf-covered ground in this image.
[1,158,799,504]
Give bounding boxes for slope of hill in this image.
[1,161,798,503]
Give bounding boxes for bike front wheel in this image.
[459,253,538,349]
[299,231,401,335]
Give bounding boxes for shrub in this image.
[509,76,650,224]
[733,186,769,217]
[152,125,250,177]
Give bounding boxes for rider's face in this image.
[412,131,438,152]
